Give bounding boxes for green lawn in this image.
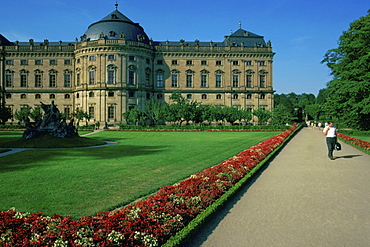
[350,135,370,142]
[0,131,279,218]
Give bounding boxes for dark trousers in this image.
[326,137,336,158]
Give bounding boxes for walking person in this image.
[323,121,337,160]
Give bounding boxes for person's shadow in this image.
[336,154,362,159]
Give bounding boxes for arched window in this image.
[50,94,56,99]
[216,94,222,99]
[260,94,266,99]
[89,92,94,97]
[187,94,192,99]
[201,94,207,99]
[21,94,27,99]
[233,94,239,100]
[35,94,41,99]
[65,94,70,99]
[246,94,252,99]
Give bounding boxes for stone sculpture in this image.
[22,101,78,139]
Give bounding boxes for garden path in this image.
[187,127,370,247]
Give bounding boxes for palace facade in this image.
[0,6,275,126]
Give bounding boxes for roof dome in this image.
[82,9,150,44]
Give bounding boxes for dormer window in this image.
[109,31,116,37]
[111,14,118,19]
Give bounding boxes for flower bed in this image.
[0,125,297,247]
[107,129,201,131]
[337,132,370,150]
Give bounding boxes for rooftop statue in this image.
[22,101,78,139]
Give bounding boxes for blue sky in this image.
[1,0,368,96]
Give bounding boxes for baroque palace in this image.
[0,4,275,126]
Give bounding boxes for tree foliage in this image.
[322,10,370,130]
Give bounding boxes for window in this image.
[232,75,239,87]
[146,58,150,64]
[259,61,266,66]
[35,60,42,65]
[89,71,95,85]
[108,92,114,97]
[6,60,13,65]
[216,74,222,88]
[171,74,178,87]
[128,71,135,85]
[64,73,71,87]
[50,59,57,65]
[49,74,56,87]
[76,93,79,98]
[157,60,163,65]
[172,60,178,65]
[5,74,12,87]
[21,94,27,99]
[201,60,207,65]
[156,74,163,87]
[145,69,151,86]
[233,94,239,100]
[186,74,193,87]
[186,60,193,66]
[64,107,71,118]
[35,94,41,99]
[20,74,27,87]
[35,72,42,88]
[128,91,135,97]
[21,60,28,65]
[108,106,114,119]
[77,58,80,63]
[201,75,207,88]
[89,92,94,97]
[260,94,266,99]
[232,60,239,66]
[216,94,222,99]
[202,94,207,99]
[76,73,81,86]
[50,94,56,99]
[65,94,70,99]
[107,70,115,84]
[89,107,94,119]
[64,59,71,65]
[6,94,11,99]
[246,94,252,99]
[246,75,252,88]
[108,55,115,60]
[157,93,163,99]
[245,61,252,66]
[129,56,135,61]
[260,75,265,87]
[187,94,192,99]
[216,60,222,66]
[89,56,96,61]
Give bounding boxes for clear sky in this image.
[1,0,368,96]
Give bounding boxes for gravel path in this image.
[186,127,370,247]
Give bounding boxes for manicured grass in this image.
[0,131,279,219]
[0,131,104,148]
[350,135,370,142]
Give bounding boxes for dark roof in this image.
[154,28,267,47]
[223,28,266,47]
[0,34,12,45]
[83,9,150,43]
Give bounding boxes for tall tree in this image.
[322,10,370,130]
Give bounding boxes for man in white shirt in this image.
[323,121,337,160]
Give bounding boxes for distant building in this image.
[0,5,275,126]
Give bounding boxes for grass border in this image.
[337,137,370,155]
[162,124,302,246]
